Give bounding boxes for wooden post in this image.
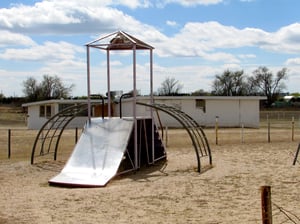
[215,116,219,145]
[8,129,11,159]
[267,115,270,143]
[241,123,244,143]
[292,116,295,141]
[261,186,272,224]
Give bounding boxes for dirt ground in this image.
[0,127,299,223]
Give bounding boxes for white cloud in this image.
[1,2,299,69]
[153,21,300,62]
[0,1,154,35]
[261,23,300,54]
[166,20,178,27]
[0,31,35,47]
[153,21,267,62]
[6,1,300,64]
[238,54,256,59]
[0,0,226,36]
[101,60,123,66]
[0,41,84,61]
[203,52,240,63]
[285,58,300,66]
[111,0,152,8]
[157,0,224,7]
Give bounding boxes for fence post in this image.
[292,116,295,141]
[261,185,272,224]
[241,123,244,143]
[215,116,219,145]
[267,115,270,143]
[8,129,11,159]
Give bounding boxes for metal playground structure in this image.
[30,31,212,187]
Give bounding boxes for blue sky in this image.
[0,0,300,97]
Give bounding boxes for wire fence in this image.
[261,186,300,224]
[202,110,300,146]
[0,128,82,160]
[272,202,300,224]
[1,110,300,159]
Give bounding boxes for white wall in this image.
[119,97,261,128]
[240,100,260,127]
[205,99,240,127]
[27,105,48,129]
[24,97,262,129]
[26,102,89,129]
[204,99,259,127]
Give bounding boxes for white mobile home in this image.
[22,96,265,130]
[119,96,265,128]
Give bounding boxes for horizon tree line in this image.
[158,66,289,107]
[0,66,294,108]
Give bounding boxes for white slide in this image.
[49,117,134,187]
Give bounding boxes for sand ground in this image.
[0,128,299,224]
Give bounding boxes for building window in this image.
[39,106,45,117]
[195,99,206,112]
[39,105,52,117]
[46,105,51,117]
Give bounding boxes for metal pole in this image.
[150,49,153,104]
[75,127,78,143]
[133,44,138,169]
[165,126,168,147]
[107,49,111,117]
[86,46,91,123]
[150,49,155,163]
[293,143,300,165]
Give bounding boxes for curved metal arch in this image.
[136,102,212,173]
[154,103,212,164]
[31,104,85,164]
[30,100,105,164]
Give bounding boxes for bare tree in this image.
[157,77,183,96]
[40,75,74,99]
[212,70,248,96]
[22,75,74,101]
[23,77,41,101]
[249,66,288,106]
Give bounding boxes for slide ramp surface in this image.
[49,117,134,187]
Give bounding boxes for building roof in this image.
[22,96,266,107]
[86,31,154,50]
[22,99,104,107]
